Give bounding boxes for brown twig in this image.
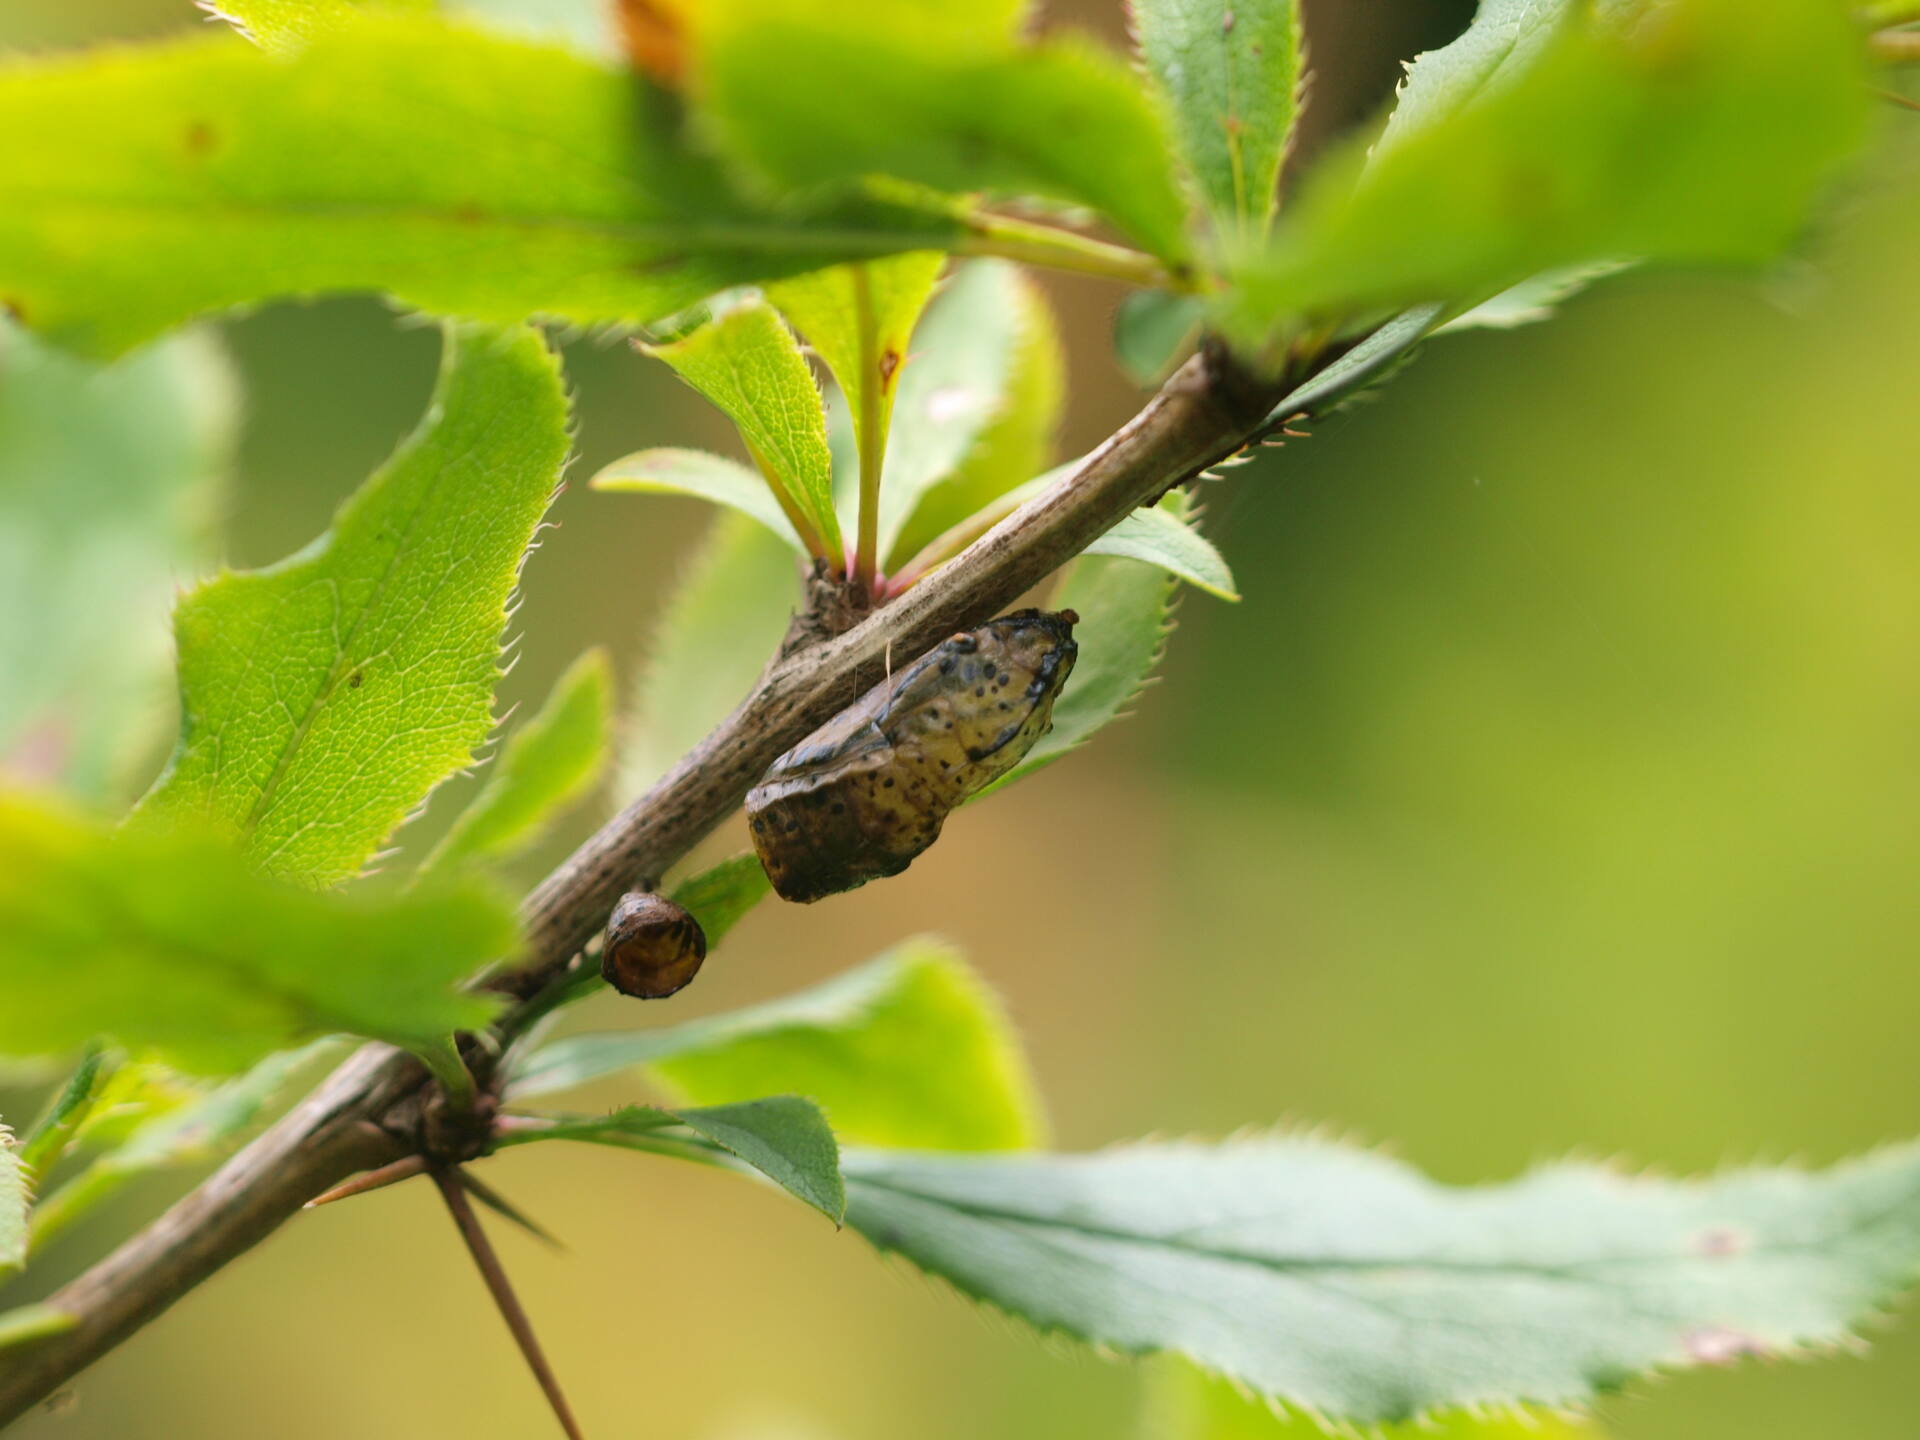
[0,342,1289,1423]
[432,1168,585,1440]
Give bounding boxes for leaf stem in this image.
[851,263,885,593]
[432,1167,586,1440]
[957,210,1186,292]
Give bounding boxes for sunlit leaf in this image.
[203,0,436,52]
[696,0,1192,264]
[26,1042,332,1252]
[1146,1355,1607,1439]
[644,299,842,560]
[502,1097,844,1221]
[1223,0,1869,346]
[591,448,805,551]
[1085,496,1238,602]
[767,252,947,528]
[620,512,798,798]
[134,323,569,888]
[1133,0,1299,240]
[0,19,955,356]
[0,320,236,804]
[509,937,1044,1151]
[419,648,612,879]
[845,1135,1920,1426]
[883,262,1064,571]
[0,791,505,1077]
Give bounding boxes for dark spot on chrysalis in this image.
[185,120,217,156]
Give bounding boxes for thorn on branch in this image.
[433,1167,587,1440]
[305,1155,430,1209]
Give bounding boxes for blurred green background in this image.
[5,3,1920,1438]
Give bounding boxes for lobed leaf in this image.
[643,299,842,558]
[1132,0,1299,241]
[1222,0,1870,346]
[0,791,505,1077]
[591,447,806,551]
[844,1136,1920,1426]
[509,937,1044,1152]
[695,0,1193,265]
[0,18,955,357]
[619,511,798,798]
[0,320,236,805]
[503,1097,844,1221]
[134,322,569,888]
[418,648,613,880]
[882,262,1064,571]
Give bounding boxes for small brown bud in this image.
[601,891,706,999]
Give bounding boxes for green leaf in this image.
[504,1097,844,1222]
[880,262,1064,571]
[14,1048,111,1178]
[767,252,948,536]
[1145,1356,1605,1440]
[1223,0,1870,345]
[418,648,613,880]
[668,853,771,950]
[0,792,505,1077]
[644,299,843,560]
[205,0,437,52]
[985,514,1183,791]
[1085,495,1238,602]
[844,1136,1920,1426]
[0,1306,75,1351]
[27,1043,332,1253]
[591,448,806,552]
[1132,0,1299,241]
[133,322,569,888]
[0,1127,26,1276]
[1434,261,1632,334]
[619,511,798,797]
[0,320,236,804]
[0,19,956,357]
[508,937,1044,1152]
[1114,289,1206,388]
[697,1,1193,264]
[673,1097,843,1221]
